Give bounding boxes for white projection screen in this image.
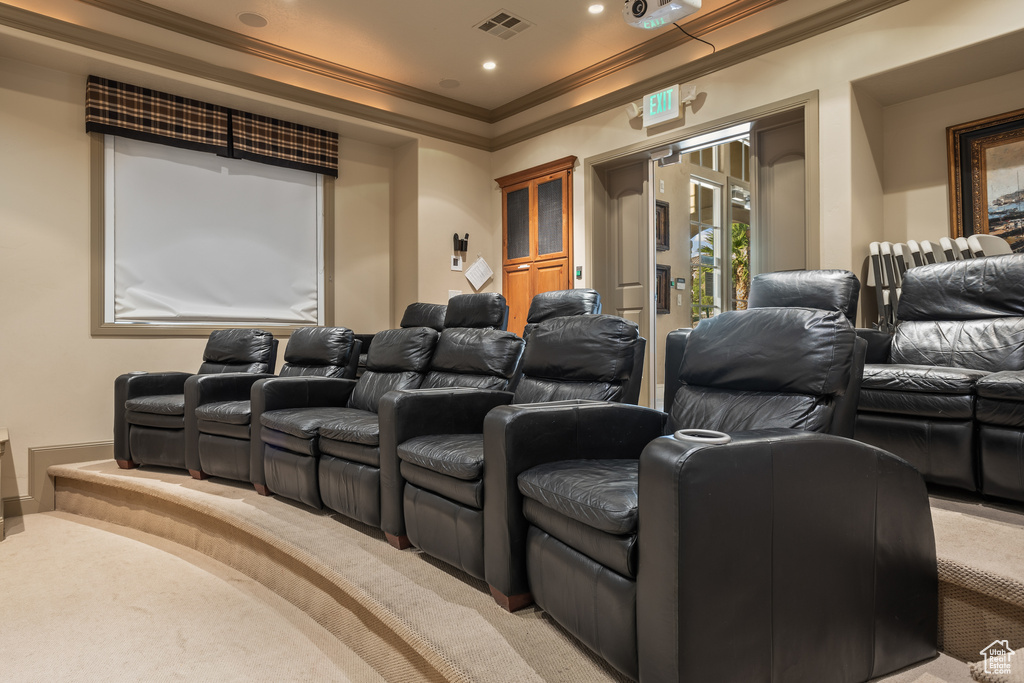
[104,136,324,326]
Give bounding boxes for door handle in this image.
[518,264,530,269]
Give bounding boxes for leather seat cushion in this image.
[398,434,484,481]
[261,407,351,439]
[976,371,1024,401]
[524,497,637,578]
[518,459,639,536]
[125,394,185,415]
[318,408,380,446]
[401,461,483,509]
[126,411,183,429]
[857,389,975,419]
[197,420,249,440]
[195,400,251,425]
[976,398,1024,428]
[861,364,988,395]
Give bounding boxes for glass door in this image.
[650,133,751,410]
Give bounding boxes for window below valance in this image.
[85,75,338,177]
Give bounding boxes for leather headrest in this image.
[748,270,860,323]
[679,308,854,396]
[444,293,507,329]
[430,328,524,377]
[284,327,355,366]
[203,329,274,364]
[400,302,447,331]
[526,289,602,323]
[898,255,1024,320]
[366,327,439,373]
[521,315,638,382]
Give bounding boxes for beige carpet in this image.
[50,460,628,683]
[0,512,382,682]
[41,460,1024,683]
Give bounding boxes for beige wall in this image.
[0,53,487,501]
[6,0,1024,503]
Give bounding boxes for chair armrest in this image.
[184,373,273,474]
[377,387,514,537]
[482,401,666,598]
[636,430,937,682]
[247,376,356,488]
[856,327,893,364]
[113,371,192,465]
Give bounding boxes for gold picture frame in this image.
[947,106,1024,252]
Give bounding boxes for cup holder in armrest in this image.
[672,429,731,445]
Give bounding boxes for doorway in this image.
[590,104,811,408]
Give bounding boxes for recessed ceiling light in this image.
[483,61,497,70]
[588,4,604,14]
[439,78,460,89]
[237,12,268,28]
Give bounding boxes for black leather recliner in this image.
[744,268,867,437]
[255,293,509,509]
[747,269,859,322]
[496,307,936,681]
[355,302,447,379]
[316,324,525,528]
[183,327,359,487]
[257,326,439,509]
[114,329,277,472]
[855,254,1024,493]
[377,314,645,609]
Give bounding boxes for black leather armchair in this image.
[521,288,601,339]
[318,325,524,528]
[855,254,1024,493]
[378,314,645,609]
[355,302,447,379]
[256,326,439,509]
[501,307,935,680]
[114,329,277,472]
[183,327,358,487]
[744,269,866,437]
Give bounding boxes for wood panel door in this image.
[497,157,576,337]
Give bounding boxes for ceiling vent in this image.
[474,10,532,40]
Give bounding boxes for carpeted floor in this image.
[16,460,1020,682]
[0,512,383,682]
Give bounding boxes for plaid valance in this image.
[86,76,339,177]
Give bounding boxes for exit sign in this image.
[643,85,680,127]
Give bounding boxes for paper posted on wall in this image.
[464,257,494,291]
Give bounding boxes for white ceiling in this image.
[136,0,734,110]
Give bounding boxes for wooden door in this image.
[497,157,576,337]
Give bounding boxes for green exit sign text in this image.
[643,85,680,127]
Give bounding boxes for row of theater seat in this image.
[113,281,941,682]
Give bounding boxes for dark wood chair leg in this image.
[253,483,271,496]
[385,533,412,550]
[188,469,208,480]
[489,585,533,612]
[115,459,137,469]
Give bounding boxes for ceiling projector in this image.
[623,0,701,29]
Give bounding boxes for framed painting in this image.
[656,264,671,314]
[948,106,1024,252]
[655,200,670,251]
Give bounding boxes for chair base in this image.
[189,469,208,480]
[115,459,137,470]
[489,585,533,612]
[385,533,411,550]
[253,483,271,496]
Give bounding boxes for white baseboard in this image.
[3,441,113,518]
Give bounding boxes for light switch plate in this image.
[448,290,462,299]
[451,255,463,271]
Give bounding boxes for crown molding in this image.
[0,0,910,152]
[78,0,494,122]
[488,0,911,150]
[81,0,792,124]
[0,3,491,149]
